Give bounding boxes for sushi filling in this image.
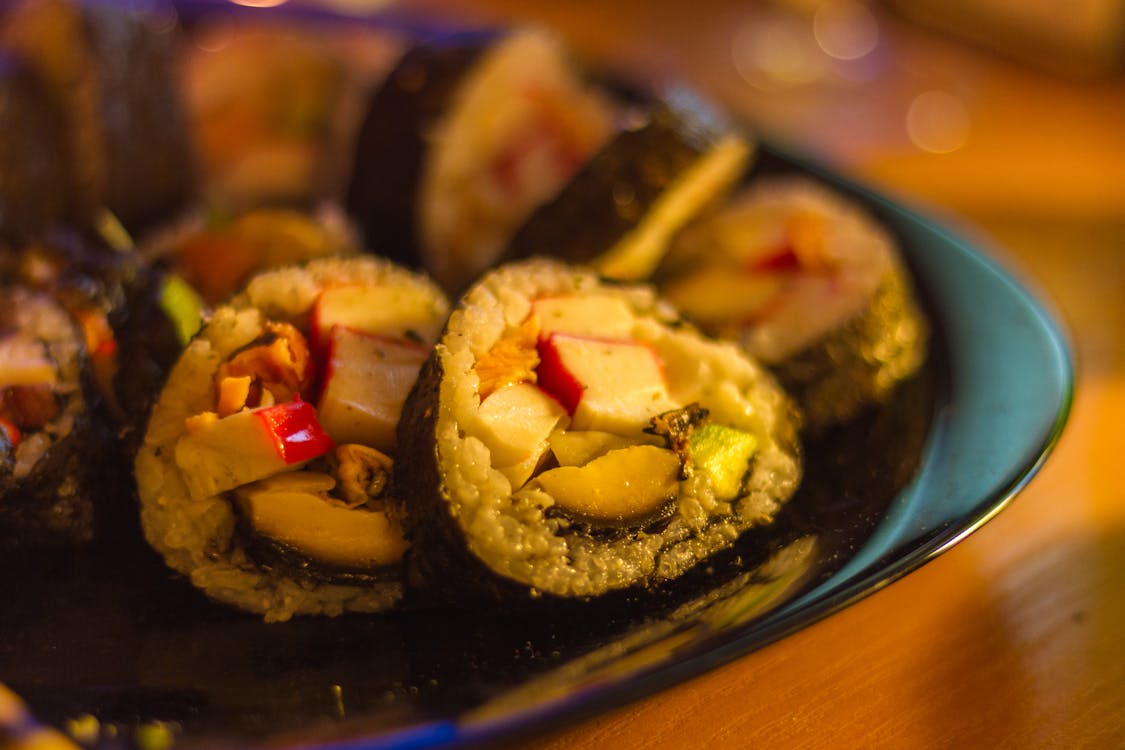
[419,29,615,290]
[0,289,84,480]
[234,447,407,578]
[171,285,435,577]
[469,294,761,527]
[657,177,929,430]
[660,178,894,364]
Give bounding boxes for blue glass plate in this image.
[372,147,1076,749]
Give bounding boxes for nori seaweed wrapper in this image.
[503,92,753,281]
[81,0,195,232]
[345,31,493,267]
[0,0,194,237]
[0,53,88,242]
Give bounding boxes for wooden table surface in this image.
[402,1,1125,747]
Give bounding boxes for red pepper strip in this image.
[748,242,801,273]
[0,415,20,447]
[534,333,586,416]
[73,306,124,418]
[255,399,334,464]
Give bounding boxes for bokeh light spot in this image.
[813,0,879,61]
[732,15,825,91]
[228,0,290,8]
[906,90,971,153]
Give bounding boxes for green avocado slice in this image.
[158,274,204,346]
[689,423,758,500]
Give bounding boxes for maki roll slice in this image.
[396,259,801,602]
[0,284,106,549]
[504,90,754,282]
[182,14,402,209]
[0,229,198,549]
[79,0,196,232]
[134,257,449,621]
[140,206,359,306]
[0,0,195,234]
[1,228,203,449]
[0,51,85,241]
[346,28,616,292]
[658,176,929,430]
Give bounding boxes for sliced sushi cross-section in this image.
[346,28,616,292]
[135,256,450,621]
[395,259,802,602]
[0,285,99,549]
[660,176,929,430]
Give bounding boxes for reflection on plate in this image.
[0,144,1071,749]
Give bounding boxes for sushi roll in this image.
[182,16,402,209]
[0,52,86,241]
[0,231,192,544]
[0,283,106,550]
[0,0,194,234]
[395,259,801,602]
[134,257,449,621]
[140,206,359,306]
[346,28,616,292]
[504,90,754,282]
[0,227,204,450]
[658,176,929,430]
